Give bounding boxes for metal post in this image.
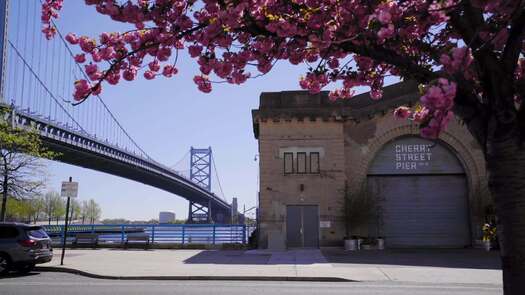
[187,201,192,224]
[212,224,216,245]
[120,225,125,244]
[208,200,212,223]
[182,226,185,246]
[60,177,72,266]
[0,0,8,102]
[151,225,155,244]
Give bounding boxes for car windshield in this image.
[25,228,49,239]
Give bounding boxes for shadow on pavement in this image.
[185,249,328,265]
[184,250,272,265]
[0,272,41,280]
[322,248,502,270]
[183,248,501,269]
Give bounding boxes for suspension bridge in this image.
[0,0,235,223]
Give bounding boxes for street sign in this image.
[61,181,78,198]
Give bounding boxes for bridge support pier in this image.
[187,201,212,224]
[187,201,230,224]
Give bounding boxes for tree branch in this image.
[338,41,439,82]
[502,6,525,74]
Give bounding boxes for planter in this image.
[361,244,375,250]
[483,240,491,252]
[357,238,363,250]
[377,238,385,250]
[344,239,358,251]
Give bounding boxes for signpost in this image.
[60,177,78,266]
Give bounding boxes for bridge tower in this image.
[188,147,213,223]
[190,147,212,191]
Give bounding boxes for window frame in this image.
[296,152,307,174]
[283,152,294,174]
[309,152,320,174]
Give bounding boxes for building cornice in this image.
[252,80,419,139]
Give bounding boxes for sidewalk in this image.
[40,248,502,285]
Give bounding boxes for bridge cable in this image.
[7,40,87,133]
[171,150,190,170]
[47,16,152,160]
[211,155,227,203]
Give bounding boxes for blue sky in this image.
[34,1,312,221]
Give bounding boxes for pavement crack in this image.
[377,267,393,281]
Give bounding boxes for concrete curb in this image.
[34,266,355,282]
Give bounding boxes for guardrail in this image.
[42,224,255,245]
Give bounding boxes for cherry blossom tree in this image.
[41,0,524,293]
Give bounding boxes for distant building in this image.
[159,211,175,224]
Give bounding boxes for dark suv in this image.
[0,223,53,274]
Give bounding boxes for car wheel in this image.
[0,254,11,275]
[16,263,35,274]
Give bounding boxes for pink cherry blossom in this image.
[123,67,137,81]
[144,71,156,80]
[394,106,412,119]
[73,79,90,101]
[149,60,160,72]
[40,0,522,141]
[193,75,212,93]
[74,53,86,63]
[65,33,78,45]
[162,65,178,77]
[441,47,473,74]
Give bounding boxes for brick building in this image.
[252,81,490,249]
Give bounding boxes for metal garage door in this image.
[368,175,470,247]
[367,136,470,248]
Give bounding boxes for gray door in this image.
[302,205,320,248]
[286,206,302,248]
[286,205,319,248]
[368,175,470,248]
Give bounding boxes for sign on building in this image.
[368,137,464,175]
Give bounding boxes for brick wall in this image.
[257,119,346,248]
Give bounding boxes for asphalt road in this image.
[0,272,502,295]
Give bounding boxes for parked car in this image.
[0,222,53,274]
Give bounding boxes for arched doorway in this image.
[367,136,471,248]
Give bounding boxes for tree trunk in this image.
[0,179,8,221]
[487,137,525,294]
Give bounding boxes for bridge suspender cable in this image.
[212,155,227,203]
[49,23,152,160]
[171,150,190,170]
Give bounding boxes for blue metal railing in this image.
[42,224,255,245]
